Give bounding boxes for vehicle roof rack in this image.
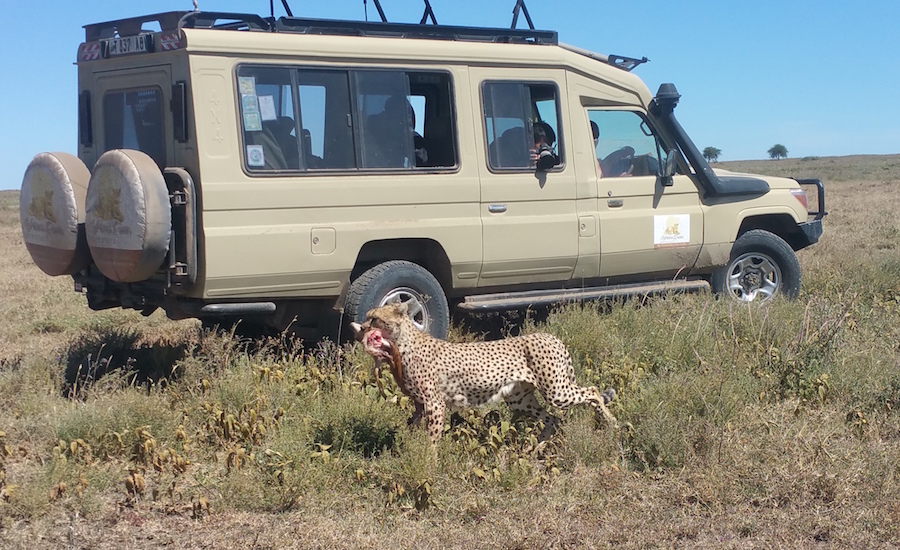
[84,1,562,46]
[274,17,556,44]
[83,11,274,41]
[180,12,272,32]
[84,11,189,41]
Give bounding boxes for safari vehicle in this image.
[20,0,825,339]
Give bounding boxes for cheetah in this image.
[350,303,617,443]
[354,321,425,426]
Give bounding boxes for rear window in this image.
[103,88,166,167]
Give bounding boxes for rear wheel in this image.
[345,260,449,339]
[712,229,801,302]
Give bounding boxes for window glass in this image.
[483,82,562,170]
[407,72,456,168]
[354,71,414,169]
[237,66,456,173]
[588,110,660,178]
[237,66,298,170]
[297,71,355,169]
[103,88,165,167]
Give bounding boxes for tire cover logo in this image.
[20,166,75,250]
[86,165,143,251]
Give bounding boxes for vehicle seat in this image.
[489,126,529,168]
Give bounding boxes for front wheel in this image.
[345,260,450,339]
[711,230,801,302]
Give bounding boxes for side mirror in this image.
[660,148,677,186]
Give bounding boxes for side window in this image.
[588,110,661,178]
[483,82,562,170]
[103,88,166,167]
[352,71,457,170]
[297,71,355,169]
[238,66,298,171]
[408,72,457,168]
[237,66,456,174]
[355,71,414,169]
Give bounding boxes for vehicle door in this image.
[589,109,702,278]
[91,65,173,170]
[471,69,578,287]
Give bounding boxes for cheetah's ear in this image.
[395,301,409,315]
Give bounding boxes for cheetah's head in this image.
[349,303,410,345]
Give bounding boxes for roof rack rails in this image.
[83,11,275,41]
[84,11,189,41]
[179,12,272,32]
[275,15,556,44]
[84,4,558,46]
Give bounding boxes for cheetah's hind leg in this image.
[590,387,618,429]
[504,382,560,441]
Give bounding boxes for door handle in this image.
[488,204,507,214]
[607,199,624,208]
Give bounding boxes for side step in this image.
[457,279,710,312]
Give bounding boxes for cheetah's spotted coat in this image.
[351,303,617,443]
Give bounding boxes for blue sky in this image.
[1,0,898,190]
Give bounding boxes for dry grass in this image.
[2,155,900,549]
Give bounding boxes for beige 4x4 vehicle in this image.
[20,5,825,339]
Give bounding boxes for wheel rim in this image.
[725,252,782,302]
[380,287,430,332]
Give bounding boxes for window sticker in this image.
[241,93,259,114]
[654,214,690,248]
[241,93,262,131]
[258,95,278,121]
[238,76,256,96]
[243,112,262,132]
[246,145,265,167]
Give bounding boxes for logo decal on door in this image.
[654,215,690,248]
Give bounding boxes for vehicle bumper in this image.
[797,219,823,249]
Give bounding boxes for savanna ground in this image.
[1,154,900,548]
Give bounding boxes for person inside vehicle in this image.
[530,121,560,170]
[590,120,603,176]
[600,146,635,177]
[378,95,428,167]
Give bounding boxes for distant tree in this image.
[702,147,722,163]
[768,144,789,160]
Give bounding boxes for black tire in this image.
[345,260,449,339]
[711,229,801,302]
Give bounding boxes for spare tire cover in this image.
[20,152,91,276]
[85,149,171,283]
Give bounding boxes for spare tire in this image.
[85,149,171,283]
[20,152,91,276]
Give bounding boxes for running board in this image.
[457,279,710,312]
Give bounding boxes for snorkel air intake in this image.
[651,83,768,197]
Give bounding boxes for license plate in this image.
[106,34,153,56]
